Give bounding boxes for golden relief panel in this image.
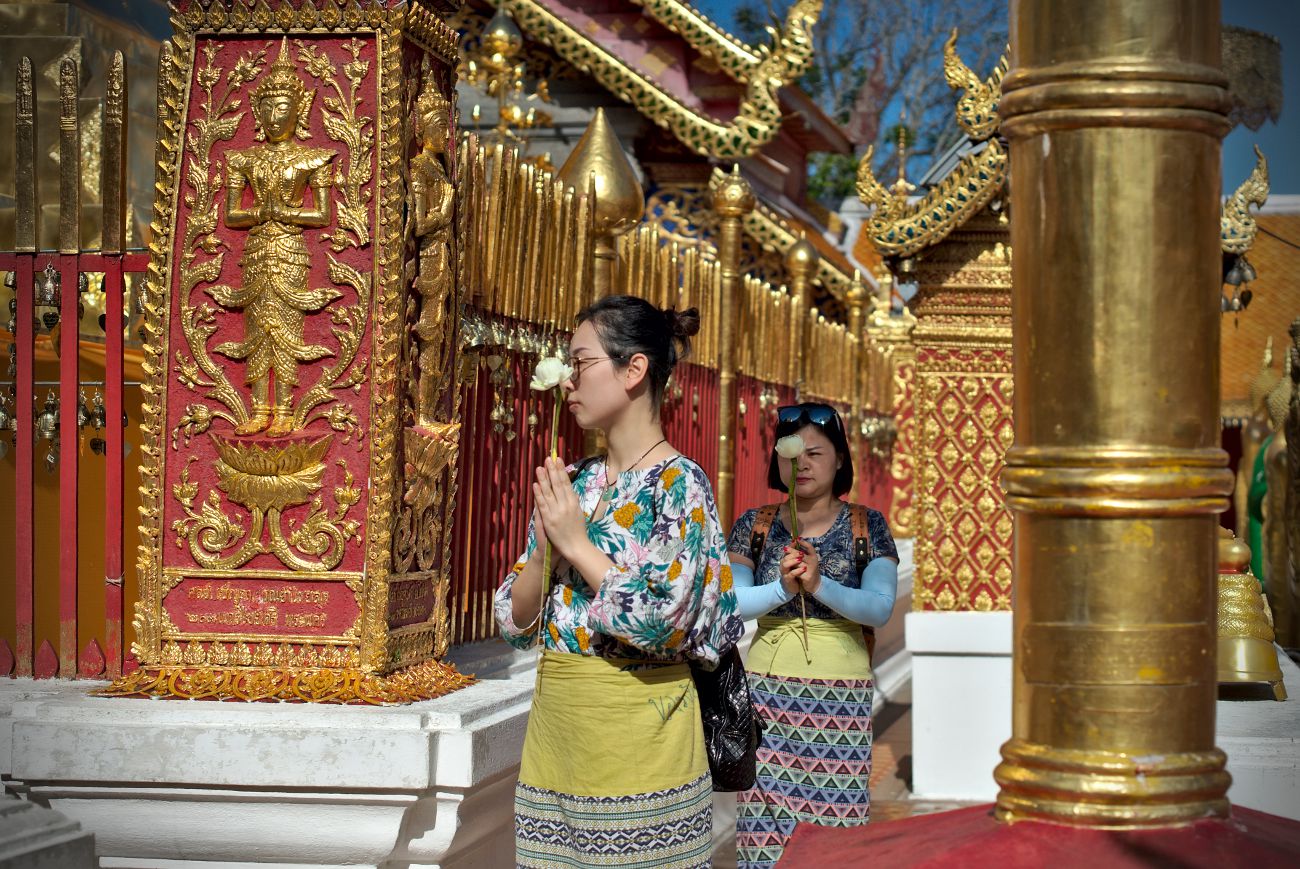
[114,1,470,700]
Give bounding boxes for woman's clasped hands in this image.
[780,538,821,595]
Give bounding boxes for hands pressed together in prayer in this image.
[780,539,821,595]
[532,456,612,591]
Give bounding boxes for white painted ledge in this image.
[1,645,537,868]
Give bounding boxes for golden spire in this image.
[889,112,915,199]
[1249,336,1281,415]
[557,108,643,240]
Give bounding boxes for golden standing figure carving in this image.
[166,38,373,573]
[212,38,340,438]
[410,80,455,426]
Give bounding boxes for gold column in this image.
[556,107,643,298]
[785,238,818,392]
[845,270,868,481]
[995,0,1233,826]
[710,167,755,524]
[846,269,867,339]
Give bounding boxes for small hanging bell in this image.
[36,391,59,442]
[90,391,106,430]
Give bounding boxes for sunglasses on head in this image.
[777,404,844,433]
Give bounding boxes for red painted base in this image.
[778,804,1300,867]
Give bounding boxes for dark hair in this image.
[575,295,700,408]
[767,403,855,497]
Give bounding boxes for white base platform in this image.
[1,645,537,868]
[906,609,1300,816]
[906,610,1012,801]
[1219,646,1300,820]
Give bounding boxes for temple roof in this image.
[628,0,765,82]
[500,0,846,159]
[852,34,1009,263]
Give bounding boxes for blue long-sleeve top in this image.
[725,504,900,626]
[730,557,898,625]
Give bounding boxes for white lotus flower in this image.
[530,356,574,391]
[775,434,806,459]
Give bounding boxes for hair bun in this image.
[665,306,701,340]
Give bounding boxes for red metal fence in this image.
[1,54,145,679]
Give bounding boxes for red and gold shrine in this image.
[102,0,472,702]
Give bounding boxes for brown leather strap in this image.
[848,503,873,574]
[846,503,877,657]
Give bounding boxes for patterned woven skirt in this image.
[514,651,713,868]
[736,619,874,869]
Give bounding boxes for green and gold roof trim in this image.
[502,0,817,158]
[1221,145,1269,254]
[856,139,1008,259]
[629,0,823,85]
[857,31,1009,258]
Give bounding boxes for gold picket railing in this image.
[460,137,596,329]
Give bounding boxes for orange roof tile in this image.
[1221,213,1300,414]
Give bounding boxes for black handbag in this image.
[639,460,763,792]
[690,646,764,792]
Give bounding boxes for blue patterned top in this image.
[726,503,898,621]
[495,456,744,666]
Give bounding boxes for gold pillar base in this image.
[994,739,1231,828]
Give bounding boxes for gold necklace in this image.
[601,438,667,503]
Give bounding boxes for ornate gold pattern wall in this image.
[910,211,1013,611]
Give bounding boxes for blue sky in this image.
[695,1,1296,194]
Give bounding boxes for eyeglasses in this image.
[777,403,844,434]
[567,355,617,387]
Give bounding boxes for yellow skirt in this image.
[515,652,714,867]
[748,615,873,681]
[519,651,708,796]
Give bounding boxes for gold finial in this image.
[1222,145,1269,255]
[890,112,915,199]
[785,234,819,275]
[557,108,644,240]
[709,163,756,217]
[1264,354,1292,430]
[1249,336,1280,414]
[943,27,1008,141]
[846,269,868,335]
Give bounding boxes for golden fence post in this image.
[995,0,1233,826]
[711,167,755,524]
[845,270,868,477]
[785,237,818,395]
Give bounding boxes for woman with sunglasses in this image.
[727,402,899,868]
[495,295,744,868]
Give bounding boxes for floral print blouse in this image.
[495,456,743,666]
[726,503,898,621]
